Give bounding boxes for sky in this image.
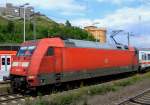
[0,0,150,48]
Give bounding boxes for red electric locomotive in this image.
[10,38,139,91]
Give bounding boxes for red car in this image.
[10,38,139,91]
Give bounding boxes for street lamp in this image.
[20,3,29,42]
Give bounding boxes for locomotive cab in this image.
[10,44,37,91]
[12,46,35,72]
[10,38,64,91]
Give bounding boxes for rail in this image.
[0,81,10,84]
[0,93,25,104]
[118,89,150,105]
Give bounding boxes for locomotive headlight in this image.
[28,75,36,79]
[22,62,29,67]
[12,62,19,67]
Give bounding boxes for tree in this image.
[0,16,96,43]
[65,20,72,27]
[29,22,34,31]
[7,21,15,33]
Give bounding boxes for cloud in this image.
[131,35,150,48]
[0,0,86,16]
[97,0,150,7]
[97,0,137,5]
[71,6,150,28]
[71,5,150,47]
[100,7,150,28]
[60,11,85,16]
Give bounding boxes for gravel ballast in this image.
[87,78,150,105]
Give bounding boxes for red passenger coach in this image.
[0,44,19,81]
[0,51,17,81]
[139,48,150,70]
[10,38,139,91]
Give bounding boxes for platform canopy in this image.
[0,43,20,51]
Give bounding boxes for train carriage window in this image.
[7,58,10,65]
[148,54,150,60]
[2,58,5,65]
[142,54,144,60]
[144,54,146,60]
[46,47,54,56]
[142,54,147,60]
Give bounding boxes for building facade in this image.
[84,26,107,43]
[0,3,34,19]
[0,7,5,15]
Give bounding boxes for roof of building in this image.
[0,43,20,51]
[84,26,106,31]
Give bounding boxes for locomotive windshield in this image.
[17,46,36,56]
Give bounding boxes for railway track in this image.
[0,93,25,105]
[0,81,10,84]
[118,89,150,105]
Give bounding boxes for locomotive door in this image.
[54,48,63,84]
[0,55,11,80]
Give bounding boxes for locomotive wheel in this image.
[10,81,18,93]
[138,66,146,73]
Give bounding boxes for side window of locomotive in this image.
[46,47,54,56]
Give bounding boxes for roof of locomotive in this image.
[64,39,129,50]
[21,38,129,50]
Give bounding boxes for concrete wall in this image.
[0,3,34,19]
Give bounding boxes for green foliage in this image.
[0,16,95,43]
[24,97,50,105]
[29,22,34,31]
[65,20,71,27]
[88,85,117,96]
[7,21,15,33]
[34,99,49,105]
[83,99,89,105]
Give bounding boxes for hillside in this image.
[0,16,95,43]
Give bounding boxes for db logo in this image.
[16,69,20,72]
[104,58,109,64]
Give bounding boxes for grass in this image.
[24,72,150,105]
